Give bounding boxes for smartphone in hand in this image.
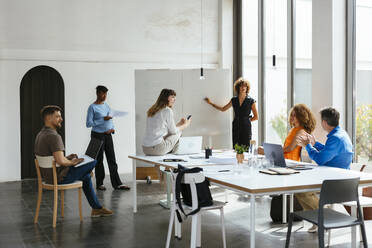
[187,115,192,120]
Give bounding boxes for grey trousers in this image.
[142,133,181,156]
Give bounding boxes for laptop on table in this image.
[173,136,202,155]
[263,143,313,170]
[75,138,103,167]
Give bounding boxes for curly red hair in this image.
[289,104,316,133]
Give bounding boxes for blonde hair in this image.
[147,89,176,117]
[289,104,316,133]
[233,77,251,95]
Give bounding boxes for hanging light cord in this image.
[201,0,203,69]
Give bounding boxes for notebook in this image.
[259,168,300,175]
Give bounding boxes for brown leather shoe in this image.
[91,207,113,217]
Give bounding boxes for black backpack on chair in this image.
[174,164,213,223]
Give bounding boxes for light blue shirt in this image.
[86,102,114,133]
[305,126,353,169]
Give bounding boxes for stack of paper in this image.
[209,155,237,165]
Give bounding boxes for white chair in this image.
[165,170,227,248]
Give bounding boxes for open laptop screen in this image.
[263,143,286,167]
[85,138,103,159]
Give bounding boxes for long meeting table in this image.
[129,154,372,248]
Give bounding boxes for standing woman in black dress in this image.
[204,77,259,147]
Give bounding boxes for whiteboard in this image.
[135,69,232,157]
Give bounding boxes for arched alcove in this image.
[20,65,65,179]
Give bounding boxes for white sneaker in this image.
[308,224,318,233]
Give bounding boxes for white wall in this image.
[0,0,232,182]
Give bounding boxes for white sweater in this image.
[142,107,179,147]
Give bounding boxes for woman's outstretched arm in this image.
[204,97,232,112]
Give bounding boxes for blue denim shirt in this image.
[306,126,353,169]
[86,102,114,133]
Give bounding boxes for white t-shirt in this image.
[142,107,179,147]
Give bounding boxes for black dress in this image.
[231,96,256,148]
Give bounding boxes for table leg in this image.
[290,194,294,212]
[132,159,137,213]
[351,206,357,248]
[282,194,287,223]
[159,170,172,209]
[250,195,256,248]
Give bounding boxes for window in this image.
[355,0,372,163]
[264,0,288,144]
[294,0,312,107]
[242,0,259,141]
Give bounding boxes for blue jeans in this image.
[60,161,102,209]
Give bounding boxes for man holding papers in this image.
[86,85,130,191]
[35,105,112,217]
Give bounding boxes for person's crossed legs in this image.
[60,161,113,217]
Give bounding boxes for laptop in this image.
[173,136,203,155]
[76,138,103,167]
[263,143,313,170]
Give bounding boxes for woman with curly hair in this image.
[204,77,259,148]
[282,104,316,161]
[258,103,316,161]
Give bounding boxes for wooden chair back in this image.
[34,156,58,185]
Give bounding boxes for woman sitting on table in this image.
[258,103,316,161]
[142,89,191,156]
[204,77,258,148]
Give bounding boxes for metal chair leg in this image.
[359,222,368,248]
[166,207,175,248]
[196,214,201,247]
[318,226,325,248]
[327,229,331,247]
[190,215,198,248]
[285,214,294,248]
[220,208,227,248]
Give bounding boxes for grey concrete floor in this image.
[0,175,371,248]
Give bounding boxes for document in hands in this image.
[110,110,128,117]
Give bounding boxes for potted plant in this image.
[234,144,247,164]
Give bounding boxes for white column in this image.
[312,0,346,142]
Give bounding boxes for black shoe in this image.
[114,184,131,190]
[96,185,106,191]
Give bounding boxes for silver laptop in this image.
[173,136,202,155]
[76,138,103,167]
[263,143,313,170]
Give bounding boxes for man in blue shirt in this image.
[86,85,130,191]
[297,107,353,169]
[295,107,353,233]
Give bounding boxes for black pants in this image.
[91,131,123,188]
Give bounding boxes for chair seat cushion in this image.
[293,208,360,229]
[183,200,226,212]
[42,181,82,189]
